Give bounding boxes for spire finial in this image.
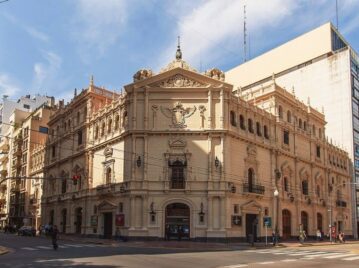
[74,88,77,97]
[176,36,182,60]
[90,75,94,86]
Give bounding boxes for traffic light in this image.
[72,175,81,185]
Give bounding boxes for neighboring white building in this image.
[226,22,359,238]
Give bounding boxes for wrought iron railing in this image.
[243,183,265,195]
[336,200,347,207]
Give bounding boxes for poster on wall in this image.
[116,214,125,226]
[91,215,98,226]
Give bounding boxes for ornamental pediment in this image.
[150,74,208,88]
[240,200,262,212]
[98,200,117,211]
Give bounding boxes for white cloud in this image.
[0,73,21,97]
[159,0,299,70]
[72,0,128,59]
[33,51,62,89]
[2,12,49,42]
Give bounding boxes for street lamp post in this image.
[274,188,279,245]
[328,208,332,243]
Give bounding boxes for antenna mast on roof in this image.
[336,0,339,30]
[243,5,247,62]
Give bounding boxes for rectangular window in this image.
[316,145,321,158]
[52,145,56,158]
[119,202,123,213]
[233,204,239,214]
[23,104,30,109]
[78,131,83,145]
[39,126,49,134]
[283,130,289,145]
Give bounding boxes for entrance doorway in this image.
[282,209,291,239]
[75,207,82,234]
[165,203,190,240]
[103,212,113,239]
[61,209,67,233]
[245,214,258,242]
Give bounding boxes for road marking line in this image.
[281,259,297,262]
[58,245,68,248]
[324,253,356,259]
[37,246,52,249]
[82,244,97,247]
[21,247,38,251]
[257,261,275,264]
[63,244,82,248]
[302,253,344,258]
[218,265,248,268]
[342,256,359,261]
[287,251,316,256]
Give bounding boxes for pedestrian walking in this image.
[299,229,306,244]
[316,229,322,242]
[51,225,59,250]
[165,224,170,241]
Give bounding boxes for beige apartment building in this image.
[2,104,55,228]
[42,49,352,241]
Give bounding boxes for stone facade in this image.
[42,54,353,241]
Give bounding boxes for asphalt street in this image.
[1,233,359,267]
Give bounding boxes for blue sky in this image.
[0,0,359,102]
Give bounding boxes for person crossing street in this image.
[51,225,59,250]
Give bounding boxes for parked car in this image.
[18,226,36,236]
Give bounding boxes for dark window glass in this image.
[283,130,289,145]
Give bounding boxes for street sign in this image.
[263,217,272,228]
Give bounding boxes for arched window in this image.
[68,119,71,129]
[108,119,112,133]
[316,185,320,197]
[239,115,245,130]
[248,119,254,133]
[77,111,81,124]
[230,111,237,126]
[312,124,316,135]
[170,160,186,189]
[123,111,128,127]
[101,122,105,137]
[278,105,283,119]
[319,128,322,139]
[264,125,269,139]
[256,122,262,136]
[115,115,120,130]
[248,168,254,192]
[317,213,323,231]
[77,130,83,145]
[299,119,302,128]
[64,122,67,131]
[301,211,308,232]
[303,121,307,130]
[284,177,289,192]
[106,167,112,184]
[287,110,291,123]
[302,180,308,195]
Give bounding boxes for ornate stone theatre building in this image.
[42,47,353,241]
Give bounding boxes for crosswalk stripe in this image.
[257,261,274,264]
[303,253,344,258]
[288,251,327,256]
[218,265,248,268]
[58,245,68,248]
[21,247,38,251]
[287,251,316,256]
[281,259,297,262]
[63,244,82,247]
[324,253,356,259]
[37,246,52,249]
[342,256,359,261]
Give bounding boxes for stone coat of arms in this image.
[160,101,196,128]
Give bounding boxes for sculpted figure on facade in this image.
[205,68,225,81]
[158,74,206,88]
[133,69,153,82]
[161,101,196,128]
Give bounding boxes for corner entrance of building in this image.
[165,203,190,240]
[103,212,113,239]
[246,214,258,243]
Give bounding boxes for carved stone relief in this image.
[155,74,206,88]
[160,101,196,128]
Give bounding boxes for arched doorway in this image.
[282,209,291,239]
[301,211,308,233]
[317,213,323,232]
[49,210,54,225]
[75,207,82,234]
[165,203,190,240]
[61,209,67,233]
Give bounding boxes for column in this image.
[207,197,213,230]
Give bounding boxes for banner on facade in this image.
[90,215,98,226]
[116,214,125,226]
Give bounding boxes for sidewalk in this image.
[56,234,359,251]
